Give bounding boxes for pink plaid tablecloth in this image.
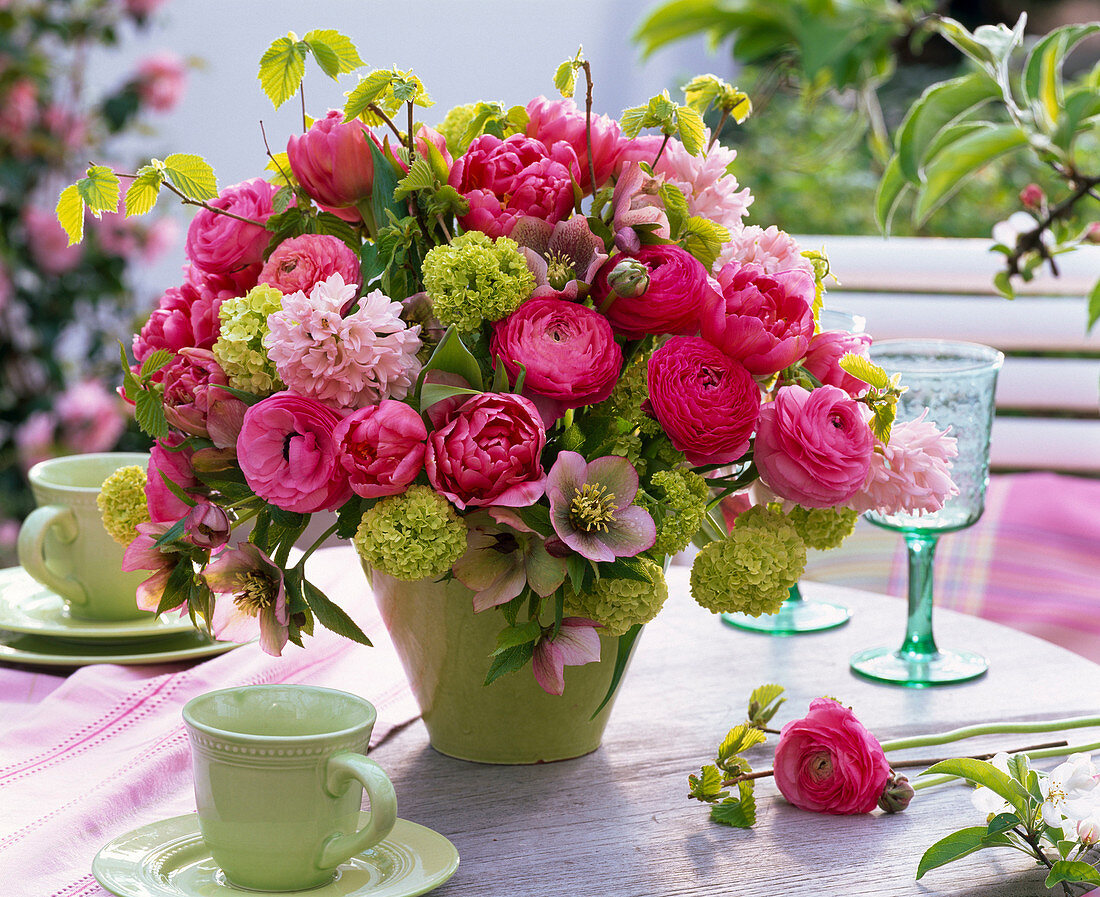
[0,547,419,897]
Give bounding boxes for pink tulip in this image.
[287,110,381,221]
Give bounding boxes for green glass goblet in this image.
[722,308,865,636]
[849,339,1003,687]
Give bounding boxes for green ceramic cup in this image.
[17,452,152,621]
[182,684,398,892]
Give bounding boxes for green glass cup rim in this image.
[27,452,151,493]
[182,684,377,744]
[869,338,1005,375]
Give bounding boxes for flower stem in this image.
[297,521,340,566]
[913,738,1100,791]
[881,715,1100,753]
[581,60,597,195]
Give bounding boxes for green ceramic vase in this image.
[366,565,632,764]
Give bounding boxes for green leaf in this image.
[393,157,437,201]
[419,383,481,410]
[420,326,485,392]
[922,759,1029,815]
[258,34,308,109]
[302,29,363,79]
[590,624,642,718]
[599,556,653,584]
[688,764,727,802]
[344,69,395,121]
[894,72,1000,184]
[302,579,373,646]
[56,184,85,245]
[1086,278,1100,332]
[916,827,994,880]
[164,154,218,201]
[1023,25,1100,129]
[491,621,542,655]
[554,57,577,98]
[367,138,405,239]
[660,183,690,240]
[134,389,169,439]
[747,683,786,725]
[839,353,889,389]
[125,165,164,216]
[77,166,121,216]
[483,641,535,686]
[1053,87,1100,154]
[156,560,193,616]
[717,723,767,761]
[335,496,368,541]
[912,124,1029,226]
[680,215,729,271]
[985,812,1020,838]
[1045,860,1100,889]
[710,784,756,828]
[139,349,174,379]
[674,104,706,155]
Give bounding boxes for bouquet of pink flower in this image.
[63,31,958,695]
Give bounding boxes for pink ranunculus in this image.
[184,178,278,292]
[24,207,82,275]
[448,133,580,238]
[425,392,547,510]
[701,261,816,376]
[135,51,187,112]
[755,385,874,508]
[525,95,625,194]
[146,434,200,524]
[259,233,361,295]
[848,411,959,516]
[591,244,717,340]
[802,330,874,397]
[287,109,381,221]
[131,273,226,362]
[159,348,234,438]
[490,297,622,424]
[54,380,126,454]
[645,336,761,466]
[333,400,427,499]
[773,698,892,815]
[237,392,351,514]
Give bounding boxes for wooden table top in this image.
[332,561,1100,897]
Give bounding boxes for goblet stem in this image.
[899,531,939,661]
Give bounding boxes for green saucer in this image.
[93,813,460,897]
[0,629,239,667]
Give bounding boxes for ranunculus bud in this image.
[877,771,915,814]
[607,258,650,298]
[1019,183,1044,209]
[183,502,231,549]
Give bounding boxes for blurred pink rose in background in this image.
[14,411,56,471]
[55,379,126,453]
[755,384,874,507]
[135,51,187,112]
[0,79,37,139]
[773,698,891,815]
[24,206,82,275]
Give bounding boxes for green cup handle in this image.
[318,751,397,870]
[17,505,87,607]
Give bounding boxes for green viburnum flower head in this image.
[642,467,710,559]
[353,485,468,582]
[212,284,285,394]
[690,505,806,616]
[97,465,151,545]
[437,103,478,156]
[565,557,668,637]
[785,504,858,551]
[421,231,534,332]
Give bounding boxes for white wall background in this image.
[87,0,731,297]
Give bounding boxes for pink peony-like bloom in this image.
[259,233,361,296]
[592,244,717,340]
[159,348,241,440]
[131,270,228,362]
[204,543,288,656]
[755,385,874,508]
[54,380,126,454]
[425,392,547,510]
[265,274,422,409]
[185,178,279,292]
[449,133,580,238]
[333,399,427,499]
[525,95,626,194]
[773,698,892,815]
[645,336,761,465]
[146,434,200,524]
[511,215,607,301]
[135,51,187,112]
[802,330,874,397]
[24,207,82,275]
[701,261,816,376]
[287,109,381,222]
[719,225,814,275]
[490,297,622,424]
[848,411,959,516]
[237,392,351,514]
[546,452,656,563]
[532,617,602,696]
[652,135,753,236]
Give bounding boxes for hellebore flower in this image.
[121,521,179,613]
[510,215,608,301]
[532,617,602,696]
[203,543,288,656]
[546,452,656,563]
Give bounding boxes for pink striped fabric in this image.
[0,547,419,897]
[805,472,1100,663]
